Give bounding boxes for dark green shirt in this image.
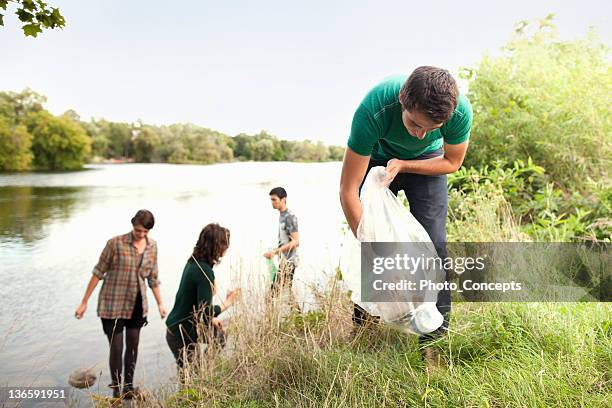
[348,75,473,160]
[166,259,221,340]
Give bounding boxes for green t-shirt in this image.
[347,75,473,160]
[166,259,221,340]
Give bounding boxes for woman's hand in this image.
[226,288,242,305]
[75,302,87,319]
[211,317,224,331]
[158,303,168,319]
[219,288,242,313]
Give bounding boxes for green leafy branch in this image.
[0,0,65,37]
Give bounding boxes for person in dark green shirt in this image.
[340,66,473,371]
[166,223,241,369]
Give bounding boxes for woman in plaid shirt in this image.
[75,209,167,400]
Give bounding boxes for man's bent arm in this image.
[397,142,468,176]
[340,147,370,237]
[277,231,299,255]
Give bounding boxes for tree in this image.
[28,111,91,170]
[290,140,329,162]
[0,0,65,37]
[81,119,109,159]
[328,145,345,161]
[0,117,32,170]
[132,127,161,163]
[232,133,254,160]
[461,15,611,188]
[0,88,46,125]
[252,138,275,161]
[0,89,45,170]
[106,121,132,159]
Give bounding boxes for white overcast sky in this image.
[1,0,610,145]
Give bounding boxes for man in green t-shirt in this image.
[340,66,473,370]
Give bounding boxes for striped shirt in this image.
[92,232,160,319]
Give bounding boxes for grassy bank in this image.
[114,282,611,408]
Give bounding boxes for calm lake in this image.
[0,162,345,401]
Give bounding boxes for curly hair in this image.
[191,223,230,266]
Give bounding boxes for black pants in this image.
[166,330,196,370]
[101,291,147,389]
[166,326,226,370]
[352,149,451,341]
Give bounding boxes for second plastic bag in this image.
[340,166,445,335]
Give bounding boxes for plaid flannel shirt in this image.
[92,232,160,319]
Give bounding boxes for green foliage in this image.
[155,123,234,164]
[328,145,345,161]
[0,88,344,169]
[0,90,40,171]
[231,131,343,163]
[234,131,284,161]
[448,16,611,243]
[132,127,160,163]
[105,122,133,158]
[287,139,329,162]
[461,15,611,190]
[447,159,611,242]
[0,88,46,123]
[82,119,138,159]
[0,117,32,170]
[0,89,92,171]
[81,121,108,159]
[27,111,91,170]
[0,0,65,37]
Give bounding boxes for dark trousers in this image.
[352,148,451,341]
[101,291,147,389]
[166,326,226,370]
[166,330,196,370]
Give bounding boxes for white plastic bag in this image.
[340,167,445,335]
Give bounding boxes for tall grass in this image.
[112,273,611,408]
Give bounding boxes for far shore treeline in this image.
[0,17,609,243]
[0,91,345,171]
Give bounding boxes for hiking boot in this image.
[422,346,445,374]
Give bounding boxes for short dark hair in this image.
[399,66,458,123]
[131,209,155,230]
[269,187,287,199]
[191,223,230,266]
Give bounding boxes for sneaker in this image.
[108,383,121,399]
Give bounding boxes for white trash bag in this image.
[340,166,445,335]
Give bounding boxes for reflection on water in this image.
[0,163,344,401]
[0,186,83,244]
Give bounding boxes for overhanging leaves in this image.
[2,0,65,36]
